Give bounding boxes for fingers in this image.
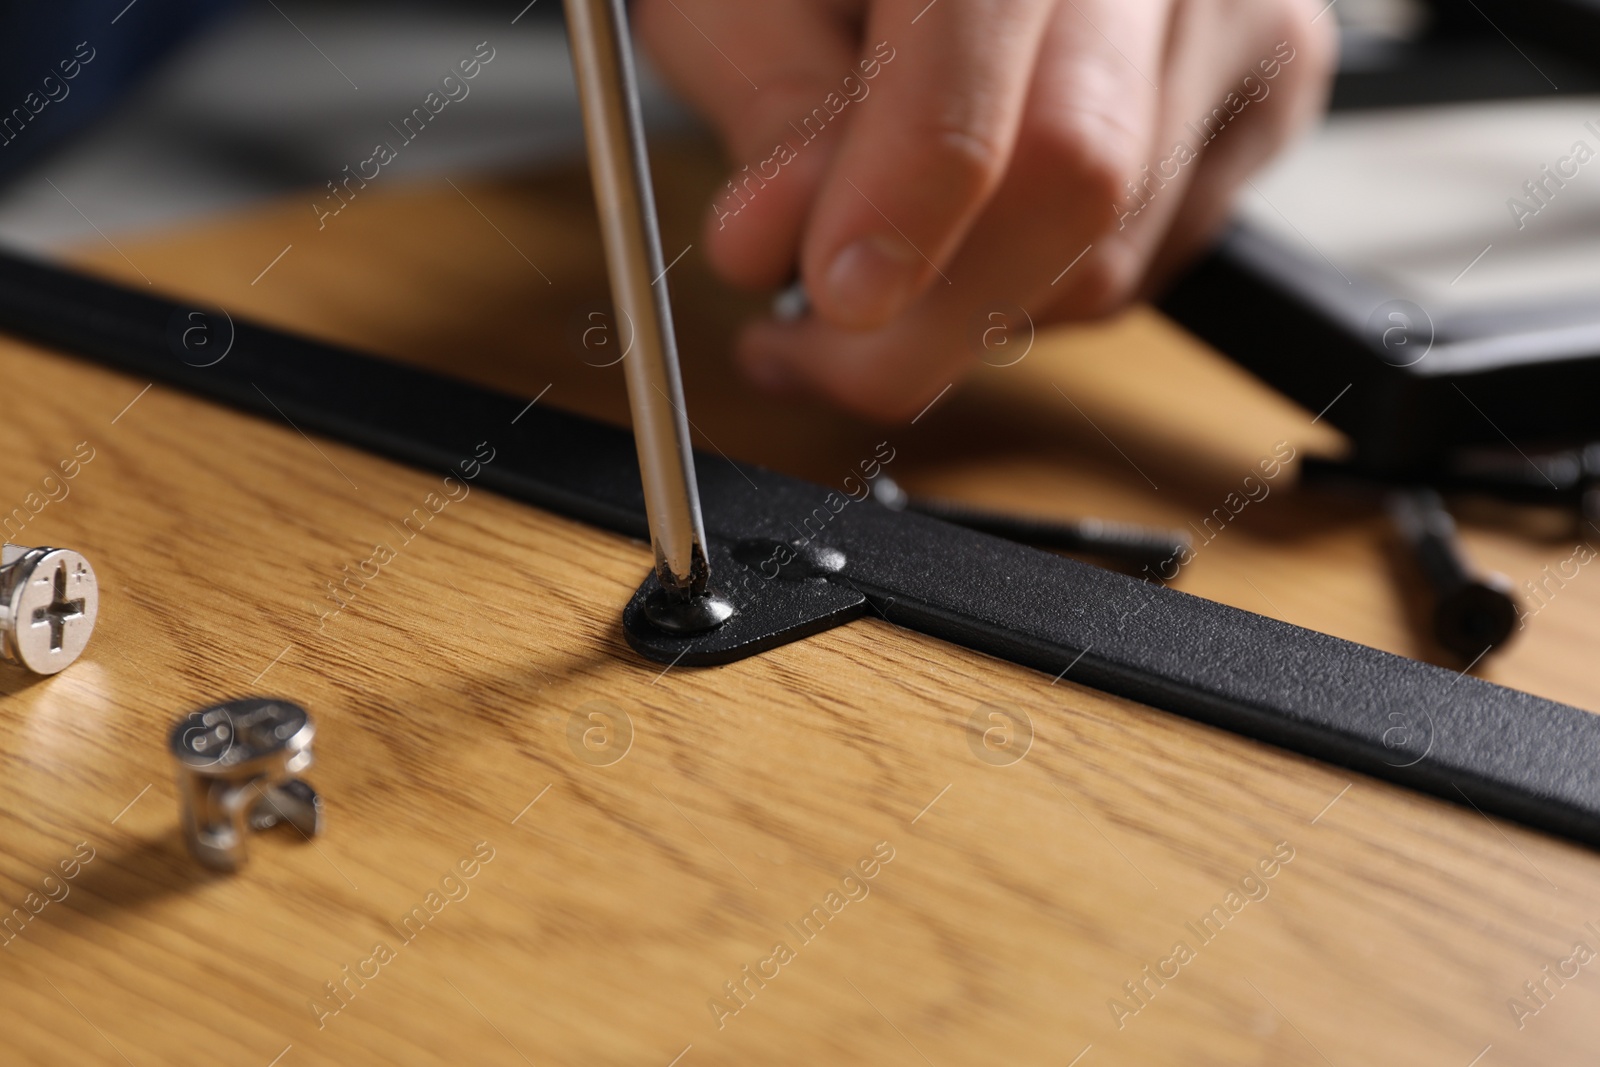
[742,0,1171,418]
[633,0,857,288]
[1015,0,1180,320]
[797,0,1058,331]
[1138,0,1338,292]
[672,0,1339,421]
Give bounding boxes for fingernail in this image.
[823,234,921,329]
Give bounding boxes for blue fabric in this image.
[0,0,240,183]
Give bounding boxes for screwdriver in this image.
[563,0,732,632]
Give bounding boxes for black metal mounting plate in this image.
[3,248,1600,849]
[622,538,866,665]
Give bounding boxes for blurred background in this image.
[3,0,1598,254]
[0,0,693,249]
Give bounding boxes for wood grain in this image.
[0,139,1595,1065]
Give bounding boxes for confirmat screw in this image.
[1386,489,1520,661]
[870,475,1191,572]
[170,698,323,872]
[0,544,97,675]
[772,280,811,323]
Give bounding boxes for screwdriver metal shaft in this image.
[564,0,709,600]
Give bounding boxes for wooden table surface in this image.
[2,140,1598,1066]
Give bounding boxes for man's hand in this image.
[636,0,1336,421]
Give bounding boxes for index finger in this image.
[797,0,1057,330]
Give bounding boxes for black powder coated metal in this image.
[1161,224,1600,469]
[2,248,1599,847]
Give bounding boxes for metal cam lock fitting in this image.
[0,544,97,675]
[171,698,323,871]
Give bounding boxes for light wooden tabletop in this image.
[1,140,1597,1066]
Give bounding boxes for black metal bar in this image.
[3,248,1600,848]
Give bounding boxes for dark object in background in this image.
[1160,0,1600,471]
[1302,445,1600,513]
[0,0,241,185]
[1334,0,1600,108]
[1426,0,1600,86]
[1161,223,1600,470]
[1385,489,1520,661]
[0,0,570,189]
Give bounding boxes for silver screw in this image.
[0,545,98,675]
